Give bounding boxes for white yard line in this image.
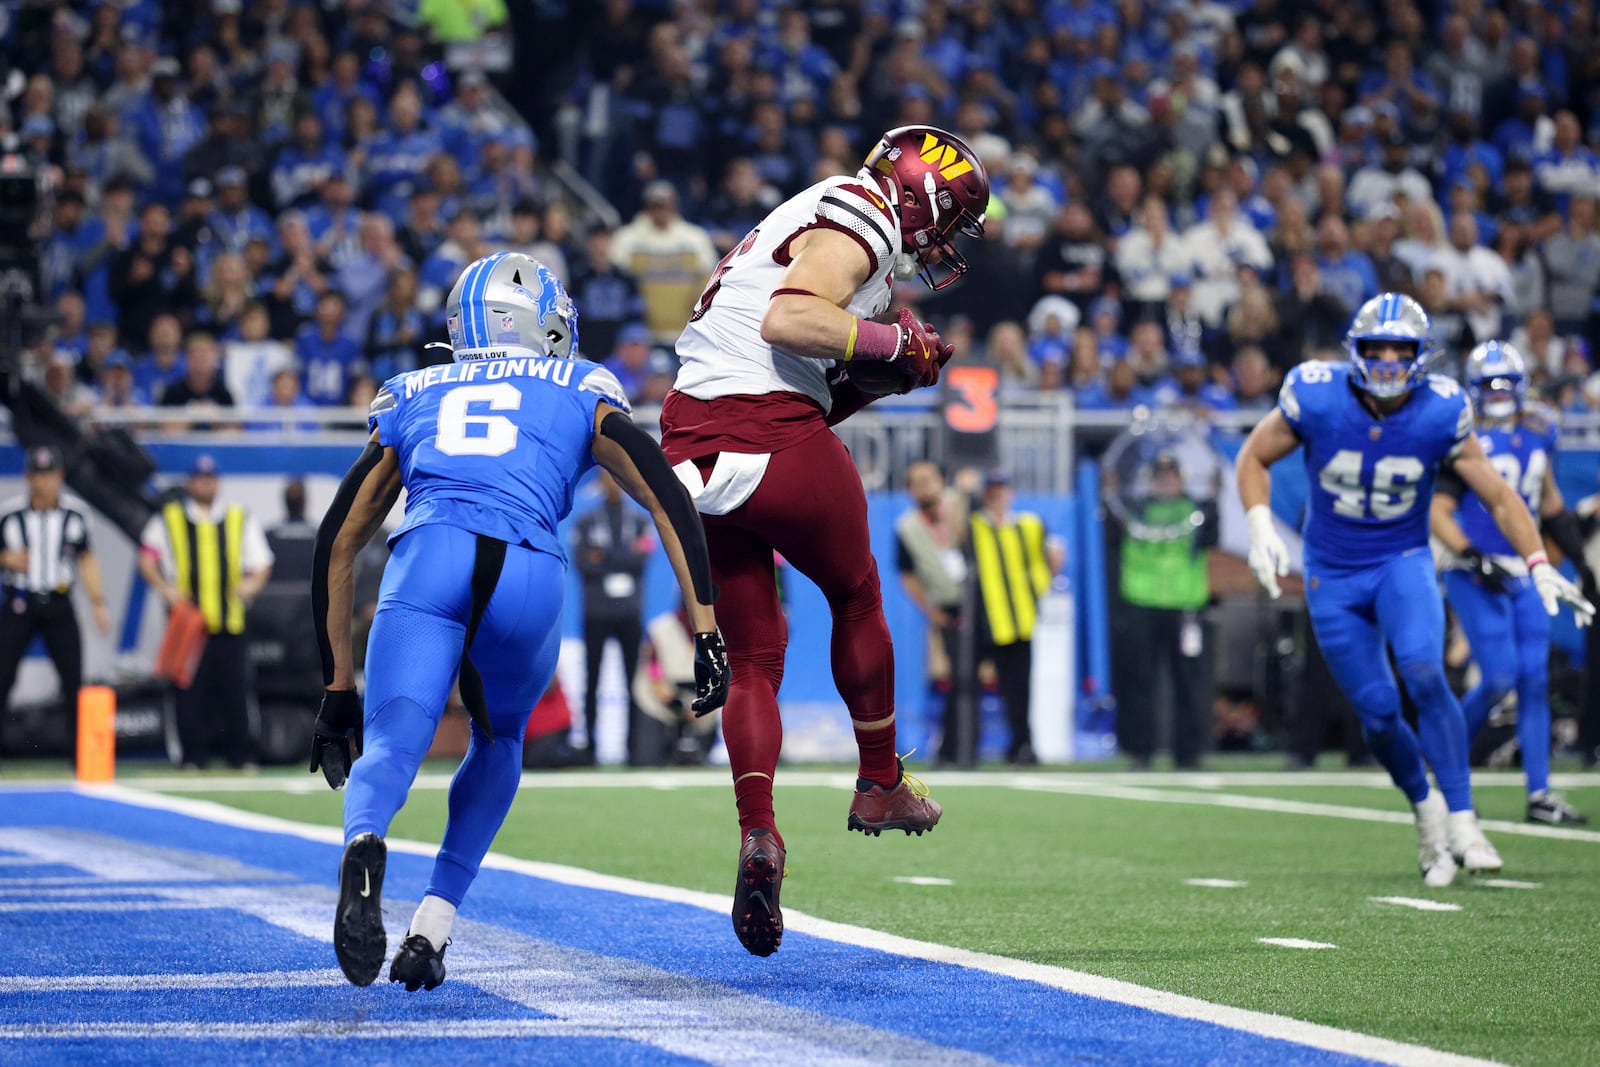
[66,784,1507,1067]
[1479,879,1542,890]
[1013,780,1600,844]
[892,876,954,886]
[1257,938,1337,950]
[1185,878,1249,888]
[76,768,1600,793]
[1369,897,1463,913]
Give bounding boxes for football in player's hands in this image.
[847,309,953,395]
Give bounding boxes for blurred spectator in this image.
[568,226,645,363]
[999,153,1060,250]
[271,109,346,211]
[159,333,235,419]
[210,167,276,256]
[306,174,361,268]
[363,82,442,216]
[1026,295,1080,369]
[1497,157,1561,241]
[134,315,186,401]
[197,253,255,337]
[420,212,488,318]
[171,180,221,280]
[336,214,412,342]
[572,470,654,765]
[1231,346,1277,411]
[1111,451,1217,770]
[296,291,362,406]
[1116,197,1189,323]
[1361,202,1413,294]
[1182,190,1273,327]
[43,353,95,419]
[1541,196,1600,337]
[95,352,147,411]
[1313,215,1378,317]
[1432,214,1513,344]
[1274,256,1348,366]
[1510,308,1570,380]
[1076,358,1143,412]
[182,101,262,185]
[609,181,718,344]
[224,303,293,408]
[894,461,968,765]
[526,202,575,285]
[1034,203,1106,317]
[601,324,658,405]
[262,212,333,337]
[110,201,198,348]
[986,321,1042,391]
[43,192,103,303]
[366,271,426,381]
[1347,131,1434,220]
[1392,199,1449,282]
[247,367,321,434]
[126,56,207,205]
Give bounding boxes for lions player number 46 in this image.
[435,383,523,457]
[1319,451,1426,519]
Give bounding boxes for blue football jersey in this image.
[370,355,631,560]
[1454,405,1558,558]
[1278,360,1473,569]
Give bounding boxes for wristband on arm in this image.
[845,316,907,362]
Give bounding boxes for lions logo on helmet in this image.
[1463,340,1527,421]
[444,252,580,362]
[1344,292,1438,399]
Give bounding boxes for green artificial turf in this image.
[176,772,1600,1067]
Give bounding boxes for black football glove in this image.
[692,631,730,717]
[308,687,363,790]
[1461,547,1510,594]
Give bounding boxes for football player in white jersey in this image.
[661,125,989,957]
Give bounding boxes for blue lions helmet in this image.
[444,252,580,362]
[1463,340,1527,420]
[1344,292,1438,399]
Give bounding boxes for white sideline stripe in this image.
[0,1020,804,1041]
[1185,878,1248,888]
[1257,938,1337,950]
[0,900,222,913]
[1479,879,1542,890]
[893,876,954,886]
[83,784,1506,1067]
[1013,780,1600,844]
[1369,897,1463,913]
[49,768,1600,793]
[0,969,345,993]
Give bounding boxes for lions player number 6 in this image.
[1319,450,1426,519]
[435,383,523,457]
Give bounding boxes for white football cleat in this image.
[1448,810,1504,874]
[1413,790,1456,888]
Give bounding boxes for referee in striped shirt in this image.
[0,446,111,756]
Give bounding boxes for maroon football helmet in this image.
[864,125,990,290]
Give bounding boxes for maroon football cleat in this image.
[847,760,942,836]
[732,828,786,957]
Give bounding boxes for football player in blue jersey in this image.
[1237,293,1593,887]
[1431,341,1594,825]
[307,252,730,990]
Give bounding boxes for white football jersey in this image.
[674,170,901,412]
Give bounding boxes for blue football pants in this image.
[1444,570,1552,796]
[344,523,564,907]
[1307,549,1473,811]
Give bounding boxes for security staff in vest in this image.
[968,469,1060,766]
[138,455,274,769]
[573,469,654,765]
[0,446,111,755]
[895,461,969,764]
[1110,451,1217,770]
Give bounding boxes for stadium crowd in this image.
[3,0,1600,423]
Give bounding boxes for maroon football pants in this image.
[699,430,900,843]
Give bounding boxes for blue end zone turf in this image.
[0,789,1401,1067]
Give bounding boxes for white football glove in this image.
[1529,555,1596,627]
[1246,505,1290,600]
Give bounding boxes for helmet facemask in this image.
[899,173,987,289]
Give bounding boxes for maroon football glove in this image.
[897,308,954,390]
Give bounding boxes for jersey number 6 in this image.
[435,383,523,457]
[1319,449,1425,520]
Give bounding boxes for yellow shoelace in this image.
[897,750,931,798]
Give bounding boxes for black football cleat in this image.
[334,833,388,986]
[390,932,448,991]
[1528,791,1589,825]
[732,829,785,958]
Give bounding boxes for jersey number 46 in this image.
[1319,450,1425,520]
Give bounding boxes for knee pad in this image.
[1398,660,1454,714]
[1348,679,1402,739]
[364,697,438,765]
[730,644,785,695]
[828,563,883,622]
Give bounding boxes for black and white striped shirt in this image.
[0,498,91,594]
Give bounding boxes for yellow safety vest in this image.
[163,500,247,635]
[971,512,1051,645]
